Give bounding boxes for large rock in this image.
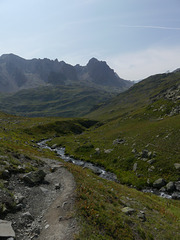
[2,169,11,179]
[0,189,15,213]
[22,169,46,185]
[137,211,146,222]
[153,178,166,189]
[121,207,135,215]
[133,163,138,172]
[141,149,149,159]
[0,220,15,238]
[166,182,175,192]
[174,163,180,170]
[175,181,180,191]
[113,139,125,145]
[84,163,102,175]
[104,149,113,154]
[172,192,180,200]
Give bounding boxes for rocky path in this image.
[37,157,77,240]
[5,157,78,240]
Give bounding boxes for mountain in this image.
[0,54,133,93]
[75,57,131,90]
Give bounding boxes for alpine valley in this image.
[0,53,179,240]
[0,54,133,117]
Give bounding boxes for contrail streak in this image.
[119,25,180,30]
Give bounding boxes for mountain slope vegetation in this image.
[0,69,179,239]
[0,111,179,239]
[50,71,180,188]
[0,85,116,117]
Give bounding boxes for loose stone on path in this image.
[0,219,15,238]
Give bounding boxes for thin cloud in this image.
[107,46,180,80]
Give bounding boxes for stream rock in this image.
[175,181,180,191]
[84,163,102,175]
[153,178,166,189]
[172,192,180,200]
[166,182,175,192]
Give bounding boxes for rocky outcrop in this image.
[22,170,46,186]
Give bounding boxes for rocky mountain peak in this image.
[0,54,133,93]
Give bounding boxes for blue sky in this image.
[0,0,180,80]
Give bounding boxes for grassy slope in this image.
[0,85,116,117]
[87,72,180,120]
[0,71,180,239]
[0,112,179,239]
[52,72,180,188]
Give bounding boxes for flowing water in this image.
[37,139,173,199]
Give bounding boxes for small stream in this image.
[37,139,118,182]
[37,139,173,199]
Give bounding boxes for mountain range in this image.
[0,53,134,117]
[0,54,133,93]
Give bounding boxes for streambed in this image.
[37,139,173,199]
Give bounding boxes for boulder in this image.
[175,181,180,191]
[121,207,135,215]
[0,189,15,212]
[147,159,156,165]
[153,178,166,189]
[21,211,34,221]
[14,193,24,204]
[166,182,175,192]
[113,139,125,145]
[137,211,146,222]
[133,163,138,172]
[50,164,63,172]
[40,187,49,193]
[131,148,137,154]
[22,169,46,185]
[148,166,155,172]
[51,144,57,149]
[147,152,152,159]
[141,149,149,159]
[17,165,26,173]
[95,148,100,154]
[0,220,15,238]
[172,192,180,200]
[159,187,166,192]
[55,183,61,190]
[2,169,10,179]
[84,163,102,175]
[174,163,180,170]
[104,149,113,154]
